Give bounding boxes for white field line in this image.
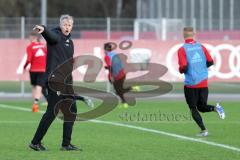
[0,103,240,152]
[0,120,239,124]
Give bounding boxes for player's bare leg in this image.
[32,85,42,112]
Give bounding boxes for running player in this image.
[104,43,139,108]
[177,27,225,136]
[24,31,47,112]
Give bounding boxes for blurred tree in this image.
[0,0,40,17]
[0,0,136,18]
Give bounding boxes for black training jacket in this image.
[41,26,74,84]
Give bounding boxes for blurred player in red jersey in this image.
[24,31,47,112]
[104,43,139,108]
[178,27,225,136]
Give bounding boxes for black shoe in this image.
[29,143,47,151]
[60,144,82,151]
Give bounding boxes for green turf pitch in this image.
[0,100,239,160]
[1,81,240,93]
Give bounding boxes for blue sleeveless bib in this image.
[183,42,208,85]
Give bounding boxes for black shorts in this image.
[113,76,126,95]
[184,86,208,108]
[30,72,45,87]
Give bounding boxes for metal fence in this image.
[0,17,240,40]
[137,0,240,31]
[0,17,134,39]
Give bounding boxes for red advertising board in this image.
[0,39,239,82]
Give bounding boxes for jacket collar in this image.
[185,38,195,44]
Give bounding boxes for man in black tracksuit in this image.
[29,15,82,151]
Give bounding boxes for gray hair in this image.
[59,14,74,25]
